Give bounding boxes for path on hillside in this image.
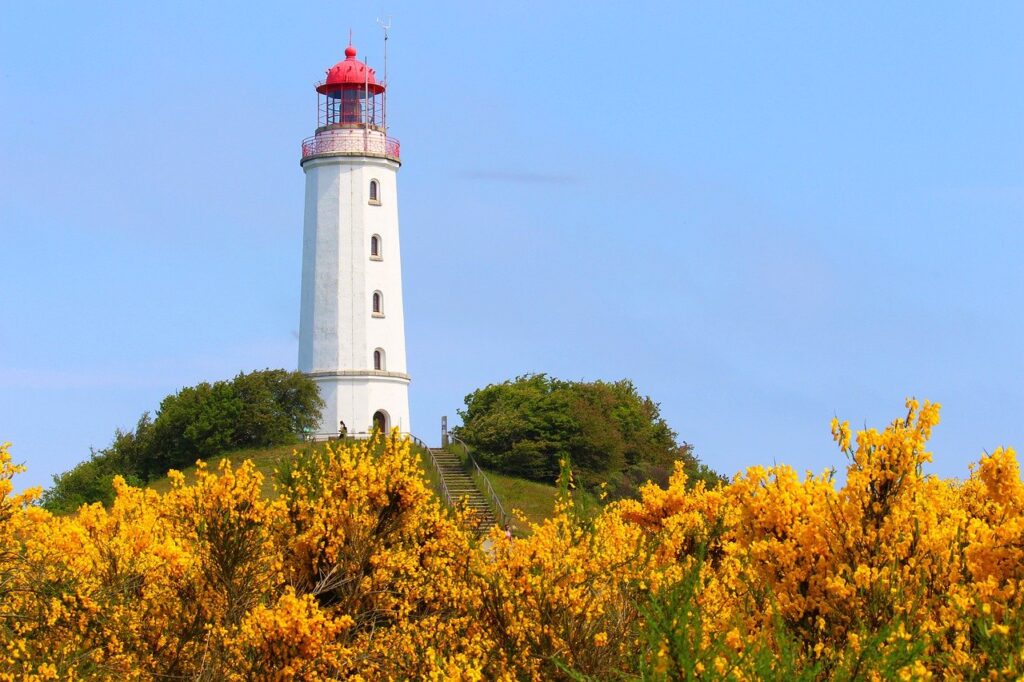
[428,448,496,534]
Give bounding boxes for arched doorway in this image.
[372,410,388,433]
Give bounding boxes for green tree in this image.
[143,369,324,478]
[454,374,723,498]
[144,380,243,478]
[234,369,323,445]
[44,369,324,510]
[40,414,152,513]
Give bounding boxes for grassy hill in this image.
[471,468,559,532]
[139,439,560,532]
[143,439,435,495]
[143,442,306,498]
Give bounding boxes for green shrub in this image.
[140,369,322,478]
[454,374,723,497]
[43,369,323,511]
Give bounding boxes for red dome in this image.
[316,44,385,95]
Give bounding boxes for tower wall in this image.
[298,141,410,436]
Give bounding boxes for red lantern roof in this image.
[316,44,385,95]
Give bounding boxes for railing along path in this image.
[449,434,508,528]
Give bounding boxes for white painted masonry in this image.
[298,127,410,437]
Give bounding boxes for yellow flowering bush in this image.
[2,399,1024,679]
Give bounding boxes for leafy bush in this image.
[454,374,723,497]
[39,414,152,513]
[42,369,323,510]
[141,368,322,478]
[38,449,138,514]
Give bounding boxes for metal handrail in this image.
[449,433,508,527]
[424,443,454,509]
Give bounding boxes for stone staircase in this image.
[428,448,496,533]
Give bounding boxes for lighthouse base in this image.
[305,371,411,439]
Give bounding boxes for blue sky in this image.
[2,2,1022,491]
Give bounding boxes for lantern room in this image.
[316,44,385,130]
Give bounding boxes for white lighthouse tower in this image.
[298,41,410,437]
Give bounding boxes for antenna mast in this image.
[377,16,392,133]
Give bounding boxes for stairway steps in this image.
[426,448,500,535]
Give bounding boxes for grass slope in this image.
[141,440,528,528]
[144,442,301,498]
[471,468,558,533]
[143,440,439,496]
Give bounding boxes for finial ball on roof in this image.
[345,45,357,58]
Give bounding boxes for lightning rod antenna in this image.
[377,15,391,133]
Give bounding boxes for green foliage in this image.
[42,369,323,512]
[623,557,928,681]
[39,414,151,513]
[144,380,243,478]
[967,599,1024,678]
[38,450,138,514]
[560,539,929,681]
[454,374,724,498]
[234,369,324,444]
[141,369,323,479]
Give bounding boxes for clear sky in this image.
[2,2,1022,491]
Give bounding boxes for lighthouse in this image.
[297,42,411,437]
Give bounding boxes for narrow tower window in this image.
[370,234,382,259]
[372,291,384,316]
[373,348,385,371]
[369,179,380,204]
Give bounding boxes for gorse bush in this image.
[40,369,322,512]
[5,399,1024,679]
[455,374,723,498]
